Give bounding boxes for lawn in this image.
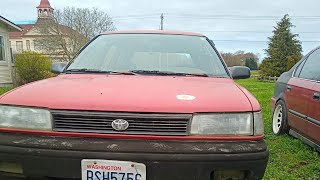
[1,80,319,179]
[236,78,320,180]
[0,87,12,95]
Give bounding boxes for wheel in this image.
[272,100,290,135]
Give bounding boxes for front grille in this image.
[51,110,192,136]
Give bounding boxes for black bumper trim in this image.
[0,133,269,180]
[0,133,267,154]
[0,144,268,162]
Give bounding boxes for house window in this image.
[26,40,30,50]
[0,36,4,61]
[16,41,23,53]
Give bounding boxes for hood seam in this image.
[234,83,254,112]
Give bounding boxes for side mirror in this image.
[229,66,251,79]
[51,62,68,74]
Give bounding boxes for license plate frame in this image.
[81,159,146,180]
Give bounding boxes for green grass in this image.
[0,87,12,95]
[236,78,320,180]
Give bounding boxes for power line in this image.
[113,16,157,20]
[166,13,320,18]
[112,13,159,18]
[166,13,320,20]
[167,16,320,21]
[112,13,320,21]
[112,13,320,18]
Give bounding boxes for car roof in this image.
[101,30,205,37]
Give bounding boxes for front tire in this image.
[272,100,290,135]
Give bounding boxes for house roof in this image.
[9,19,84,39]
[102,30,205,37]
[9,24,34,39]
[37,0,53,9]
[0,16,23,32]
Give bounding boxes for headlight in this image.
[0,105,52,130]
[190,112,264,136]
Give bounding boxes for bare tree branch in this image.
[35,7,116,61]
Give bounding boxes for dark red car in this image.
[271,47,320,151]
[0,31,268,180]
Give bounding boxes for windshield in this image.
[67,34,229,77]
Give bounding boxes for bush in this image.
[15,51,54,85]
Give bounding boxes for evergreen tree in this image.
[245,58,258,70]
[260,14,302,77]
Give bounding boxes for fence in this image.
[252,75,279,82]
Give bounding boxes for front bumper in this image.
[0,133,268,180]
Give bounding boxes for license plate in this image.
[81,159,146,180]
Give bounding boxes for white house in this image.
[0,16,22,87]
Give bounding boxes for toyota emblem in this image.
[111,119,129,131]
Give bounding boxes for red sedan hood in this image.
[0,74,257,113]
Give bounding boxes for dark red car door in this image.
[308,80,320,145]
[286,48,320,137]
[286,78,315,136]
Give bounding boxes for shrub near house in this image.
[15,51,54,85]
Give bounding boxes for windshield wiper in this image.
[65,69,110,74]
[211,75,229,78]
[129,70,209,77]
[65,69,208,77]
[65,69,138,75]
[109,71,138,75]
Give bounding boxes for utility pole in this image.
[160,13,164,30]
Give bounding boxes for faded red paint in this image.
[308,83,320,144]
[235,83,260,112]
[286,77,315,134]
[0,74,258,113]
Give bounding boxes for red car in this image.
[271,47,320,151]
[0,30,268,180]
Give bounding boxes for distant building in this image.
[0,16,22,87]
[9,0,64,60]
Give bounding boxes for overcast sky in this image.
[1,0,320,60]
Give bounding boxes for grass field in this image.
[1,79,319,179]
[0,87,11,95]
[236,78,320,180]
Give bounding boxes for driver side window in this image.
[299,49,320,81]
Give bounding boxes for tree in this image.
[286,55,300,71]
[35,7,116,61]
[221,51,259,67]
[245,58,258,70]
[260,14,302,77]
